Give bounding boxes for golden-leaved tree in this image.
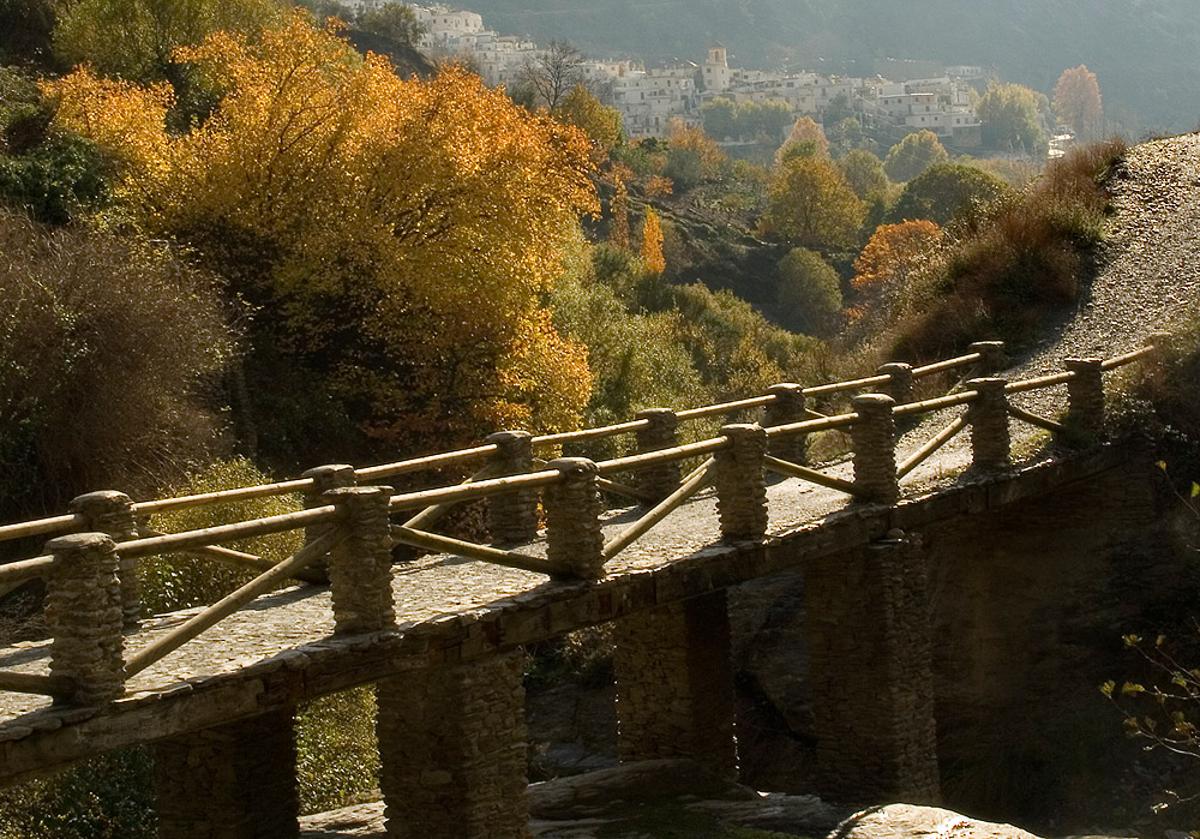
[48,14,598,459]
[641,208,665,275]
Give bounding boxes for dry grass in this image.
[885,139,1127,362]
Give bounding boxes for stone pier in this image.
[154,709,300,839]
[613,591,738,778]
[376,651,530,838]
[803,534,940,804]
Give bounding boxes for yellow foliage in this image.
[610,176,631,249]
[47,13,599,449]
[641,208,665,275]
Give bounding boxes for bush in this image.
[139,458,304,613]
[883,130,948,182]
[889,162,1010,226]
[775,248,842,336]
[0,131,110,223]
[0,209,232,521]
[296,687,381,813]
[885,139,1126,360]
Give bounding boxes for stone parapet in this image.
[45,533,124,705]
[301,464,356,581]
[69,490,140,626]
[543,458,606,580]
[485,431,538,544]
[635,409,682,503]
[613,591,737,778]
[968,341,1007,376]
[324,486,396,634]
[1065,357,1105,441]
[376,651,530,839]
[713,424,768,542]
[850,394,899,505]
[154,709,300,839]
[966,378,1011,471]
[763,384,807,465]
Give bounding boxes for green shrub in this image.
[139,457,304,614]
[296,687,381,814]
[888,162,1010,226]
[775,247,842,336]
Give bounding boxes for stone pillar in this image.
[877,362,914,405]
[966,377,1011,471]
[850,394,899,505]
[1064,357,1105,441]
[634,409,682,503]
[485,431,538,545]
[713,424,769,542]
[543,458,606,580]
[804,533,940,803]
[324,486,396,634]
[969,340,1006,376]
[154,709,300,839]
[300,464,356,581]
[376,651,530,839]
[45,533,125,705]
[69,490,140,626]
[763,383,807,465]
[613,591,737,778]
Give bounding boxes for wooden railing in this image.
[0,337,1165,708]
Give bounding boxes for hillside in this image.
[462,0,1200,133]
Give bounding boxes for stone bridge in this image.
[0,339,1164,838]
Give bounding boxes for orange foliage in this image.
[47,13,599,449]
[1053,65,1104,141]
[641,208,665,275]
[645,175,674,198]
[851,220,942,317]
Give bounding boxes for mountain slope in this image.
[464,0,1200,132]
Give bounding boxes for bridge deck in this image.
[0,434,1125,784]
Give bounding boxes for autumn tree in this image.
[701,97,737,140]
[883,130,948,182]
[516,39,585,111]
[838,149,889,200]
[889,163,1010,225]
[641,208,665,275]
[357,2,425,46]
[48,14,599,458]
[54,0,281,83]
[664,117,724,190]
[761,155,866,250]
[775,247,842,336]
[978,82,1046,153]
[1053,65,1104,141]
[609,175,631,249]
[776,115,829,164]
[851,220,942,320]
[555,83,622,162]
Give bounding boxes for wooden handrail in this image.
[354,444,498,482]
[532,419,649,448]
[596,438,728,476]
[0,554,57,587]
[0,514,84,545]
[389,526,563,576]
[388,470,563,513]
[0,671,75,698]
[911,352,984,379]
[1005,371,1075,394]
[897,415,968,479]
[803,373,893,396]
[601,459,715,561]
[764,412,859,438]
[762,455,861,496]
[1007,405,1068,435]
[118,506,338,559]
[123,529,344,677]
[892,390,978,416]
[132,479,314,516]
[1101,344,1156,371]
[675,394,776,421]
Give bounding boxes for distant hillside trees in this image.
[356,2,425,46]
[977,82,1047,154]
[883,130,948,182]
[554,84,622,162]
[761,155,865,249]
[516,39,585,110]
[838,149,889,201]
[1054,65,1104,141]
[776,116,830,164]
[889,163,1010,225]
[641,208,666,275]
[701,97,792,142]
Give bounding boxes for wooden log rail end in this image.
[0,671,75,698]
[762,455,862,497]
[1007,405,1068,435]
[601,458,716,561]
[390,525,567,577]
[897,415,969,480]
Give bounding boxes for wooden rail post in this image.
[713,423,769,542]
[324,486,396,634]
[300,463,355,580]
[44,533,125,705]
[634,409,682,503]
[969,341,1007,376]
[485,431,538,544]
[1064,357,1105,441]
[850,395,900,505]
[763,383,807,465]
[69,491,141,627]
[543,458,606,579]
[966,378,1011,471]
[877,362,915,405]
